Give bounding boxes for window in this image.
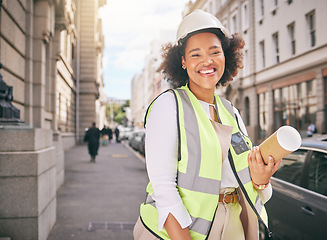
[288,22,296,55]
[307,80,317,123]
[274,0,278,7]
[260,0,264,17]
[271,0,278,15]
[245,97,250,126]
[258,92,268,139]
[259,41,265,68]
[273,88,282,129]
[242,2,249,31]
[58,93,62,126]
[306,11,316,47]
[230,13,238,34]
[273,32,279,64]
[307,151,327,196]
[274,149,308,186]
[273,80,317,131]
[243,49,249,76]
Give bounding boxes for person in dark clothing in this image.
[101,125,109,145]
[84,122,101,162]
[108,127,113,142]
[101,125,113,144]
[114,127,120,143]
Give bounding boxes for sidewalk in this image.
[48,141,148,240]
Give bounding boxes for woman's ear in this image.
[181,57,186,69]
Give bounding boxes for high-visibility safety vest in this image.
[140,85,268,240]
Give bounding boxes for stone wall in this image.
[0,126,56,240]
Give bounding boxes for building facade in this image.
[130,31,174,128]
[183,0,327,143]
[79,0,107,142]
[131,72,146,128]
[0,0,106,239]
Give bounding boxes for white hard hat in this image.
[177,10,230,44]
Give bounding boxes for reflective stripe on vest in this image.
[175,88,221,195]
[140,86,267,240]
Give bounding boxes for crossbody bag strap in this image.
[228,150,273,238]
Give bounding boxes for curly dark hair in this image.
[160,30,245,88]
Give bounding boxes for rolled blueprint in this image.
[259,126,302,164]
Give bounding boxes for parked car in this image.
[119,127,134,140]
[260,136,327,240]
[129,131,145,156]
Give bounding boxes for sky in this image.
[99,0,191,100]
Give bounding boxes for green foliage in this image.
[106,100,129,125]
[114,110,125,124]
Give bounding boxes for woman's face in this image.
[182,32,225,95]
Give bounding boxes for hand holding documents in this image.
[259,126,302,164]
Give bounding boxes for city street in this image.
[2,1,327,239]
[47,141,148,240]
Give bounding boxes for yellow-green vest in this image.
[140,86,268,240]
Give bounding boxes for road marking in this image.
[112,154,128,158]
[88,221,135,232]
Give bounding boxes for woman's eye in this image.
[191,54,200,57]
[212,51,221,55]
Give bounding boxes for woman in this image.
[134,10,281,240]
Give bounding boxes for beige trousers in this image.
[134,217,158,240]
[208,188,245,240]
[133,188,245,240]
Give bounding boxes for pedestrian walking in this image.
[108,127,113,143]
[134,10,281,240]
[84,122,101,163]
[114,127,120,143]
[101,125,112,145]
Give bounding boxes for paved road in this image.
[48,141,148,240]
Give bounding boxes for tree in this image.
[106,100,130,125]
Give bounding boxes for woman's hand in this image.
[164,213,192,240]
[248,146,281,187]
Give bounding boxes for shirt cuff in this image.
[157,200,192,232]
[258,183,272,204]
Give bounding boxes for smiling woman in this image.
[133,9,281,240]
[160,25,244,91]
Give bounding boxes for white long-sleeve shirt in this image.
[145,91,272,231]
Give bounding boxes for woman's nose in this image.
[203,56,213,65]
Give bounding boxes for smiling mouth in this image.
[198,68,217,75]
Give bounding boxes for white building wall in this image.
[255,0,327,71]
[131,30,175,127]
[131,72,146,128]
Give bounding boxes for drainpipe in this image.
[75,0,80,143]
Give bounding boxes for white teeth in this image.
[200,69,214,74]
